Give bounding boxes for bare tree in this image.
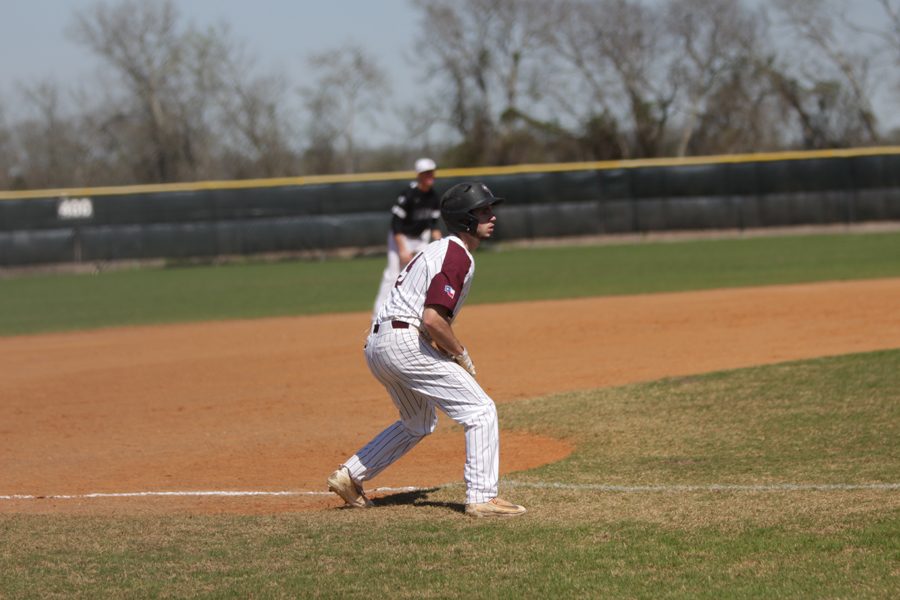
[218,69,296,178]
[770,0,880,145]
[298,45,389,173]
[666,0,769,155]
[0,98,16,189]
[548,0,681,158]
[66,0,297,184]
[410,0,556,165]
[685,53,788,153]
[862,0,900,137]
[9,81,93,189]
[68,0,196,182]
[847,0,900,64]
[8,0,895,192]
[197,26,298,179]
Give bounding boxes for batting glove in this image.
[453,348,477,377]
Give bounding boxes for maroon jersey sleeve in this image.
[425,241,471,314]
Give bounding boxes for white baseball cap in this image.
[414,157,437,174]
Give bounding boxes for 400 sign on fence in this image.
[57,197,94,220]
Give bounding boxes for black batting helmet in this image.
[440,182,503,234]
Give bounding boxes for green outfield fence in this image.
[1,147,899,266]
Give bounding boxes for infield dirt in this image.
[2,278,899,514]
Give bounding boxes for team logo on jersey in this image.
[444,284,456,299]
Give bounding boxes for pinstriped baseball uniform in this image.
[342,235,500,504]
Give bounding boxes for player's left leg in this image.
[341,418,428,483]
[401,338,500,504]
[344,327,439,483]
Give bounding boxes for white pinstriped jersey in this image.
[342,233,502,504]
[374,235,474,328]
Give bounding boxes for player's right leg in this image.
[342,327,438,484]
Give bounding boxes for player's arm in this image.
[422,305,462,355]
[395,232,412,267]
[422,305,476,376]
[391,193,413,266]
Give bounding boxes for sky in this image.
[1,0,897,144]
[0,0,422,145]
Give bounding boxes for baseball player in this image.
[328,182,526,518]
[371,157,442,321]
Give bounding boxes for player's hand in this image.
[453,348,476,377]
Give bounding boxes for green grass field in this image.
[1,231,899,598]
[2,230,900,336]
[2,351,897,598]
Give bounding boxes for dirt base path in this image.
[2,278,899,514]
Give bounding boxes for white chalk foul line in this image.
[1,482,898,501]
[502,481,900,492]
[0,486,421,501]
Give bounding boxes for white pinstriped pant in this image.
[343,326,499,504]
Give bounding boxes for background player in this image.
[328,182,526,518]
[371,157,442,320]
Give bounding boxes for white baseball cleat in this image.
[465,497,526,518]
[327,467,374,508]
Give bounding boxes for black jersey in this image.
[390,183,441,237]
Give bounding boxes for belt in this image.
[372,320,410,334]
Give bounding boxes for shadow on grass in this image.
[373,488,465,515]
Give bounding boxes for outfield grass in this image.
[2,230,900,336]
[2,350,897,598]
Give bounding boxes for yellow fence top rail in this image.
[2,145,899,201]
